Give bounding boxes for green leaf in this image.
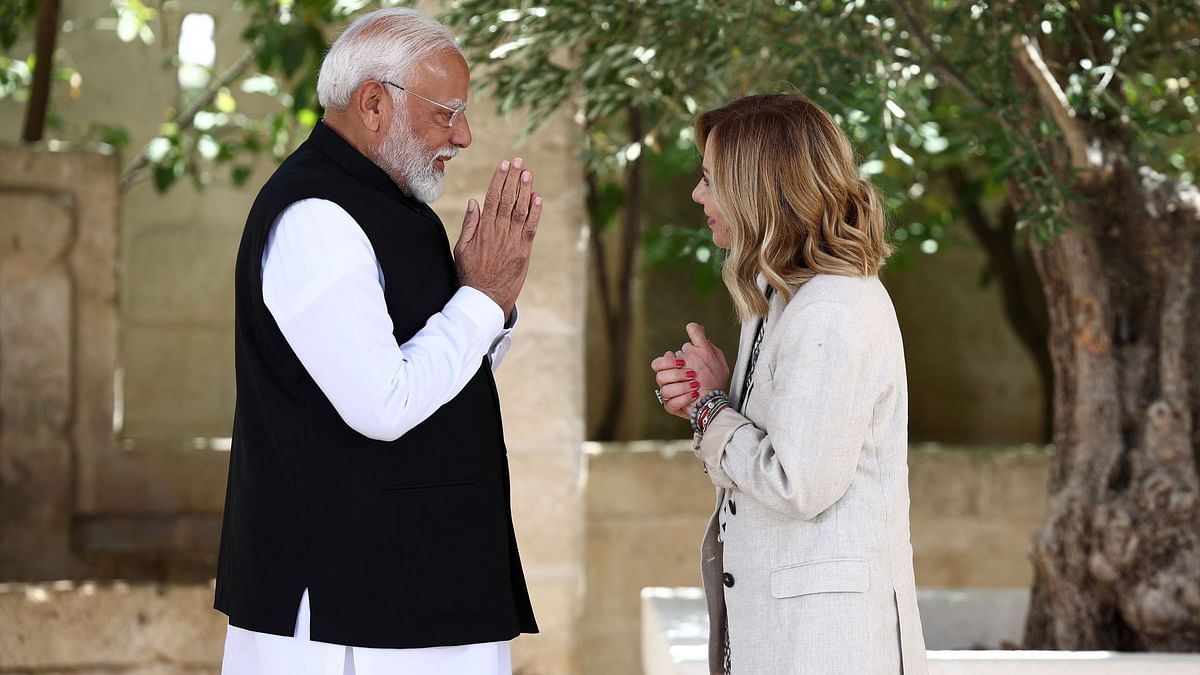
[231,165,253,186]
[153,162,179,193]
[279,32,307,77]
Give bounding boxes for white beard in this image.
[376,113,457,204]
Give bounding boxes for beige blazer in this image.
[696,274,927,675]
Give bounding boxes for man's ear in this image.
[354,81,388,133]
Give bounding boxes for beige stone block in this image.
[513,573,583,675]
[90,448,230,515]
[496,332,586,449]
[121,325,234,439]
[0,438,75,579]
[513,633,582,675]
[0,581,224,670]
[0,192,72,269]
[583,517,706,624]
[977,446,1051,518]
[0,271,72,440]
[0,148,119,575]
[581,514,708,674]
[908,445,985,517]
[585,448,715,517]
[508,451,585,571]
[123,225,238,325]
[912,517,1038,588]
[582,622,644,675]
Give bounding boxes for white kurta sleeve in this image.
[262,198,509,442]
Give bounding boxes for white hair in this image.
[317,8,462,111]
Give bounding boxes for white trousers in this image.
[221,590,511,675]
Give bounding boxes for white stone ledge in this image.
[642,586,1200,675]
[928,651,1200,673]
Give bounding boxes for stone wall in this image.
[0,581,224,675]
[0,147,120,581]
[0,443,1050,674]
[581,442,1051,675]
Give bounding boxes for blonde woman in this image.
[651,94,928,675]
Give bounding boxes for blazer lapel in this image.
[728,274,770,410]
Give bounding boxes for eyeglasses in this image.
[382,81,467,128]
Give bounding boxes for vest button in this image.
[722,572,735,588]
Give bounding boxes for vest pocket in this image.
[769,556,869,599]
[381,479,476,491]
[386,480,500,621]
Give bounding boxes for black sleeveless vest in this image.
[215,121,538,648]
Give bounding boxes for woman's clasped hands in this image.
[650,322,731,420]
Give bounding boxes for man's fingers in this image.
[686,322,708,349]
[512,169,533,225]
[457,199,480,247]
[481,159,511,221]
[524,193,542,241]
[496,158,524,225]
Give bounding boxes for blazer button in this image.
[722,572,735,588]
[728,500,736,515]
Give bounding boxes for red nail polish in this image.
[690,381,700,389]
[675,359,685,367]
[692,391,699,399]
[686,370,696,378]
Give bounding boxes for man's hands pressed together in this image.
[454,157,543,321]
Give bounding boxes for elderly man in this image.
[214,8,539,674]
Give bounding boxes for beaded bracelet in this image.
[690,389,730,437]
[698,398,729,433]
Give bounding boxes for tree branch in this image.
[890,0,995,111]
[1090,44,1125,100]
[585,166,616,343]
[889,0,1033,145]
[119,42,260,191]
[1011,34,1093,180]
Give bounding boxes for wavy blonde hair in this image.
[696,94,892,319]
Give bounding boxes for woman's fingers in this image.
[656,366,698,387]
[659,380,701,401]
[650,350,682,372]
[664,393,695,417]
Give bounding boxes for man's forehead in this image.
[406,51,470,98]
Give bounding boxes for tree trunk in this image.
[591,106,644,441]
[20,0,59,142]
[1022,156,1200,649]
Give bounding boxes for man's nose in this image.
[451,114,472,149]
